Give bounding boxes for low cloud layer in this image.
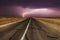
[0,6,60,17]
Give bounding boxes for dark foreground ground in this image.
[0,18,60,40]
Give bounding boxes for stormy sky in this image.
[0,0,60,17]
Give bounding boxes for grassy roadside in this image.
[35,18,60,34]
[0,17,25,25]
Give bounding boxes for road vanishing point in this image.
[0,18,60,40]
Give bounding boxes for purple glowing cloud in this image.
[17,7,60,17]
[0,6,60,17]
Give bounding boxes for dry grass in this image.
[35,18,60,35]
[0,17,25,25]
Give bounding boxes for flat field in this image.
[35,18,60,34]
[0,17,25,25]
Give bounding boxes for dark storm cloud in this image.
[0,0,60,17]
[0,6,22,17]
[0,0,60,8]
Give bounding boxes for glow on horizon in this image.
[22,8,54,17]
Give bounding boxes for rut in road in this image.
[0,18,30,40]
[25,18,59,40]
[0,18,60,40]
[10,18,59,40]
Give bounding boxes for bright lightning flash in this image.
[22,8,53,17]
